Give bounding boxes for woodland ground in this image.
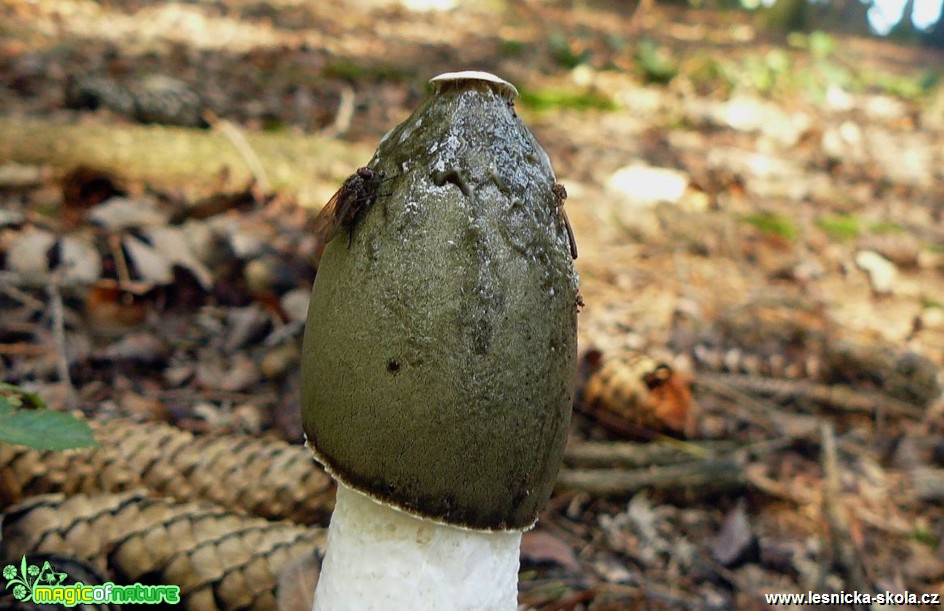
[1,0,944,609]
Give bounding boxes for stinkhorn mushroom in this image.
[302,71,579,610]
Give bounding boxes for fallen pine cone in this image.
[579,349,697,438]
[0,419,335,525]
[1,491,325,611]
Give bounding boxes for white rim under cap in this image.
[429,71,518,99]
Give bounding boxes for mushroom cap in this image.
[429,71,519,98]
[302,72,578,531]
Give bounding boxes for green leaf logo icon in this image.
[2,556,41,602]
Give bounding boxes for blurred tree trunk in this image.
[761,0,872,35]
[0,115,371,206]
[761,0,809,32]
[814,0,873,36]
[888,0,922,42]
[922,11,944,47]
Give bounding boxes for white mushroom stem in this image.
[313,483,523,611]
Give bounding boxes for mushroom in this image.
[302,71,579,610]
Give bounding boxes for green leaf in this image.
[0,382,47,410]
[741,211,797,241]
[0,409,97,451]
[816,214,860,241]
[635,39,679,84]
[518,88,616,113]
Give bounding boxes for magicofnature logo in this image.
[3,555,180,606]
[3,555,59,602]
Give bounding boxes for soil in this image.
[1,0,943,608]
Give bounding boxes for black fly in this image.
[314,167,386,263]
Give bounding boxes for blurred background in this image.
[1,0,943,609]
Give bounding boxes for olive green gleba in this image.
[302,71,579,611]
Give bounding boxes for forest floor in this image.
[1,0,944,609]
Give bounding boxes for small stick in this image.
[912,467,944,503]
[321,85,356,138]
[744,463,818,505]
[206,112,271,192]
[109,233,133,285]
[564,439,726,468]
[0,343,50,357]
[0,280,45,310]
[46,281,75,403]
[557,459,745,496]
[698,372,925,419]
[820,423,873,601]
[693,373,780,430]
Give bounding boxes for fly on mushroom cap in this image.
[302,71,579,531]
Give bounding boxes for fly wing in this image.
[313,188,343,245]
[313,188,343,267]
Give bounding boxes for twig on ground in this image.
[693,373,781,430]
[108,233,133,285]
[206,112,271,193]
[699,372,925,419]
[0,343,50,357]
[911,467,944,503]
[627,0,654,36]
[321,85,355,139]
[820,423,873,605]
[564,439,726,468]
[744,464,818,505]
[557,458,745,496]
[46,281,75,405]
[0,281,45,310]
